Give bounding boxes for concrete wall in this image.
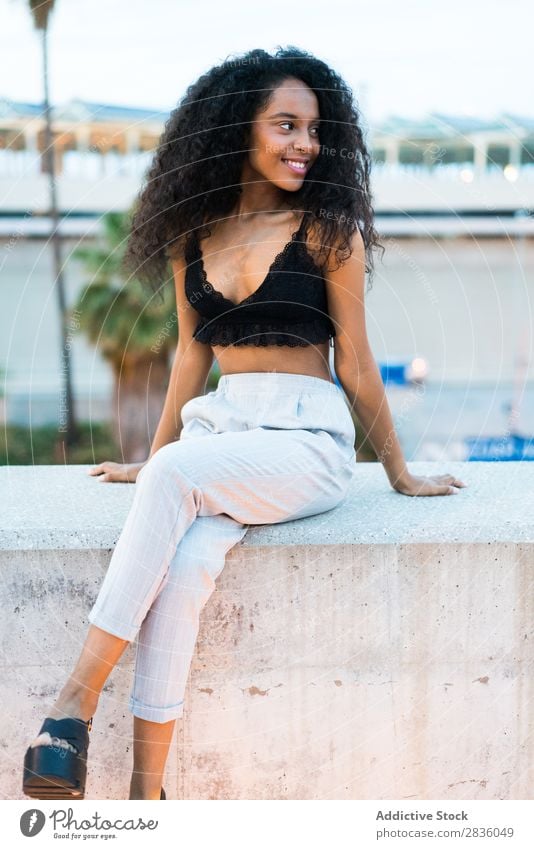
[1,462,532,799]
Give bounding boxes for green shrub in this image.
[1,423,118,465]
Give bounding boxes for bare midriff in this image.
[211,341,334,384]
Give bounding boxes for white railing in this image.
[0,149,153,179]
[372,161,534,181]
[1,149,534,181]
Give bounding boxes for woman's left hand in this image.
[392,472,467,497]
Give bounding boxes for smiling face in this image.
[243,77,321,192]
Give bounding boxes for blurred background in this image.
[1,0,532,466]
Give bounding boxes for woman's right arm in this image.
[89,241,214,482]
[148,247,214,457]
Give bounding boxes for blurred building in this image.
[1,99,533,459]
[1,99,533,221]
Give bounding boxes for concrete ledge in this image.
[1,462,533,800]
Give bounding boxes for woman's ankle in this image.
[48,684,99,722]
[128,777,163,800]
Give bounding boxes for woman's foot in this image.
[23,715,94,799]
[28,689,98,752]
[30,691,98,751]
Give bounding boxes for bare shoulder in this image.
[308,221,373,371]
[167,233,188,264]
[305,218,365,274]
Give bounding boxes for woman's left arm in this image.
[322,225,467,497]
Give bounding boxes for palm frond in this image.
[71,211,177,360]
[28,0,55,31]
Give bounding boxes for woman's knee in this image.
[137,442,196,491]
[166,546,226,609]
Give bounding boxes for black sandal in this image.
[160,786,166,800]
[22,716,93,800]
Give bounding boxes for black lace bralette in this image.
[184,215,336,348]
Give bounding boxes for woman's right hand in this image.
[87,460,147,483]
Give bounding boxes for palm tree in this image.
[26,0,80,450]
[71,212,178,462]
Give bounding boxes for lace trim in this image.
[193,316,336,347]
[192,218,314,308]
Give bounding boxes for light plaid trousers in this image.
[88,371,356,722]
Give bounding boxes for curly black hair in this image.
[122,45,384,301]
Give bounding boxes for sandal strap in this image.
[38,717,92,755]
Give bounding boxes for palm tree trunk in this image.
[111,355,171,463]
[36,9,80,448]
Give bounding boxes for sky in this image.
[1,0,531,124]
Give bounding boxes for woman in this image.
[22,46,466,801]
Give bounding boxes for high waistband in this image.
[217,371,341,395]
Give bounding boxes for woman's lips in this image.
[282,158,309,175]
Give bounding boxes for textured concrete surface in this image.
[1,462,533,548]
[1,462,533,800]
